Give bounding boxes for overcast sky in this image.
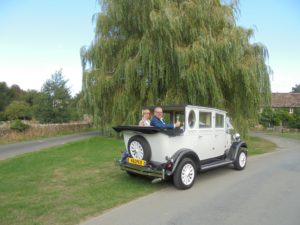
[0,0,299,95]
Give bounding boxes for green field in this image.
[0,135,276,225]
[246,136,277,155]
[0,137,164,225]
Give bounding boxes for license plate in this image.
[128,157,145,166]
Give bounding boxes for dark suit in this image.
[150,116,174,129]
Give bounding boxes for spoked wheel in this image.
[234,148,247,170]
[129,140,144,159]
[127,136,151,161]
[173,158,196,190]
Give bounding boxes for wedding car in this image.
[113,105,247,189]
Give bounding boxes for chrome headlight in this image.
[233,133,240,142]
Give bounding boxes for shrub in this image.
[0,111,8,121]
[10,120,30,132]
[259,108,278,127]
[5,100,31,120]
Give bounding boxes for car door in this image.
[212,112,227,157]
[184,108,202,156]
[197,110,214,159]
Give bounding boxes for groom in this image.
[150,107,181,129]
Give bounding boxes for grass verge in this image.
[0,137,165,225]
[246,136,277,155]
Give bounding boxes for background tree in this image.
[0,82,13,112]
[9,84,24,100]
[81,0,271,135]
[21,90,40,106]
[0,83,27,121]
[34,70,72,123]
[0,82,11,120]
[292,108,300,129]
[69,91,84,121]
[4,100,31,120]
[291,84,300,93]
[259,107,277,128]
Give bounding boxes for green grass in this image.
[246,136,277,155]
[0,137,164,225]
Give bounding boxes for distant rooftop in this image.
[272,93,300,108]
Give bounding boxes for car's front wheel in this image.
[173,158,196,190]
[234,148,247,170]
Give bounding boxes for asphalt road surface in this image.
[0,131,101,160]
[81,133,300,225]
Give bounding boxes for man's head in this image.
[154,107,163,119]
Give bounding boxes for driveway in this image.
[80,133,300,225]
[0,131,101,160]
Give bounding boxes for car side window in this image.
[175,112,185,126]
[188,110,196,128]
[216,113,224,128]
[163,112,171,123]
[199,112,212,128]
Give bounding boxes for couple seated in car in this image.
[139,107,181,129]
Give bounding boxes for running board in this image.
[201,159,233,171]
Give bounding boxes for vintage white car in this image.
[113,105,247,189]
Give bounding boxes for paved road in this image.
[80,133,300,225]
[0,131,101,160]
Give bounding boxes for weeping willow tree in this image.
[81,0,271,135]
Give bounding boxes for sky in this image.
[0,0,299,96]
[237,0,300,93]
[0,0,99,96]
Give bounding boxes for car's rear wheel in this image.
[234,148,247,170]
[173,158,196,190]
[127,136,151,161]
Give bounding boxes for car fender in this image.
[227,141,248,161]
[170,149,200,174]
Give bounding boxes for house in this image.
[271,93,300,113]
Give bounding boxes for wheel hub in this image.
[181,163,195,186]
[129,141,144,159]
[239,152,246,167]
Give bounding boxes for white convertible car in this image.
[113,105,247,190]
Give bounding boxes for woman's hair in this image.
[142,109,151,115]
